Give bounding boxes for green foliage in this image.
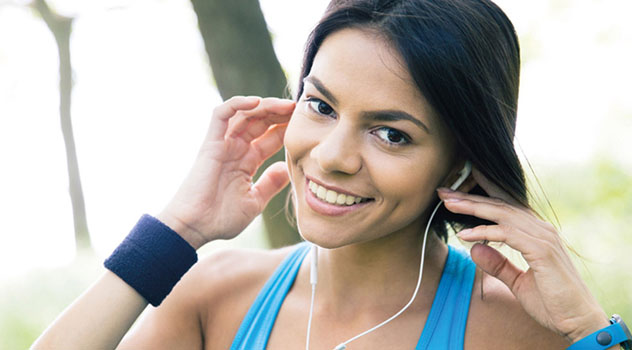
[540,159,632,220]
[0,254,100,349]
[535,157,632,320]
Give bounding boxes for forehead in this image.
[308,27,434,121]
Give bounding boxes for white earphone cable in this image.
[306,244,319,350]
[306,200,444,350]
[306,283,316,350]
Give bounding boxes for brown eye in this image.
[317,101,333,115]
[387,129,403,143]
[374,127,410,146]
[306,98,334,116]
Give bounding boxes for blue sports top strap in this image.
[416,245,477,349]
[230,242,311,350]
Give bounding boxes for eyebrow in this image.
[303,75,431,134]
[361,110,430,134]
[303,76,338,105]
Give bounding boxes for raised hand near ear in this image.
[437,167,609,344]
[157,96,295,249]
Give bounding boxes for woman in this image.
[33,0,626,349]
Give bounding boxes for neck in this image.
[312,228,449,318]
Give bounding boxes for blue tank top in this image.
[230,242,476,349]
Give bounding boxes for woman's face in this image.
[285,28,459,248]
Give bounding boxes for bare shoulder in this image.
[191,244,298,309]
[188,244,301,348]
[466,270,572,349]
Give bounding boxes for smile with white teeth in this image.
[308,180,369,206]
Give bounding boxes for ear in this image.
[442,160,477,193]
[458,171,478,193]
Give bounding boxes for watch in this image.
[567,314,632,350]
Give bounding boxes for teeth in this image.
[316,185,327,200]
[325,190,337,204]
[308,180,368,207]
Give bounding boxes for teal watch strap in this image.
[567,316,632,350]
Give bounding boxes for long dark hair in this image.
[295,0,529,241]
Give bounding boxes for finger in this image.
[444,197,534,228]
[229,113,292,143]
[249,123,288,166]
[228,98,295,142]
[471,167,525,208]
[240,123,287,175]
[438,188,509,207]
[445,197,556,241]
[250,161,290,211]
[458,224,539,255]
[208,96,261,141]
[439,187,559,236]
[439,188,536,221]
[470,242,524,292]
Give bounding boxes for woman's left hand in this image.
[437,167,609,344]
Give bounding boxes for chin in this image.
[296,220,354,249]
[296,215,380,250]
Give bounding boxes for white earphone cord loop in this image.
[306,200,444,350]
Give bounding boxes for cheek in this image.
[368,150,445,208]
[373,161,422,202]
[284,111,307,162]
[284,110,322,163]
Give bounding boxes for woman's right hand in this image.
[157,96,295,249]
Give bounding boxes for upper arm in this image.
[116,255,212,350]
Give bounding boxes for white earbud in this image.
[450,160,472,191]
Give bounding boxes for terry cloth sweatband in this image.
[104,214,198,306]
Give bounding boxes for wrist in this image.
[104,214,199,306]
[567,314,632,350]
[567,312,611,344]
[155,211,207,250]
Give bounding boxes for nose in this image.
[310,121,363,175]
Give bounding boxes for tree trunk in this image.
[191,0,301,247]
[33,0,92,253]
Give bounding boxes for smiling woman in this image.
[285,28,457,251]
[32,0,630,350]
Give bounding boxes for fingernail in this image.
[437,187,454,193]
[457,229,472,237]
[245,96,261,102]
[444,197,461,202]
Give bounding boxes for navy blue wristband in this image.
[104,214,198,306]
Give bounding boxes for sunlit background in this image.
[1,0,630,347]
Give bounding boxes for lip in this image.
[304,178,373,216]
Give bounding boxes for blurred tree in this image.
[190,0,301,247]
[32,0,92,253]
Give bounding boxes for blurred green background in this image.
[0,0,630,348]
